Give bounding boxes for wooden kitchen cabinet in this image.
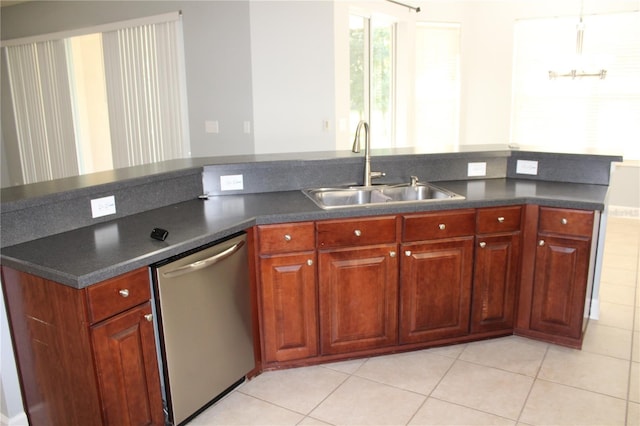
[256,222,318,363]
[1,266,164,426]
[471,206,522,334]
[529,207,595,343]
[399,210,475,344]
[317,216,399,355]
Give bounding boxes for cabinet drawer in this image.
[477,206,522,234]
[317,216,397,249]
[403,209,475,242]
[86,268,151,324]
[539,207,594,237]
[258,222,315,254]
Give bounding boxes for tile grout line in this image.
[623,229,640,426]
[514,342,551,424]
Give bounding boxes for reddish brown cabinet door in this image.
[319,244,398,355]
[399,237,474,344]
[259,252,318,362]
[91,302,164,426]
[530,234,591,339]
[471,233,520,333]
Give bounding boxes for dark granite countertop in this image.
[0,178,609,289]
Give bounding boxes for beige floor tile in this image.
[519,380,627,426]
[321,357,368,374]
[599,282,638,305]
[628,401,640,426]
[431,360,533,420]
[539,346,630,399]
[582,322,633,359]
[595,301,635,330]
[633,331,640,362]
[309,375,425,425]
[602,254,639,272]
[298,416,333,425]
[239,365,348,414]
[409,397,516,426]
[353,349,455,395]
[459,336,547,377]
[427,343,467,359]
[630,362,639,403]
[187,391,304,425]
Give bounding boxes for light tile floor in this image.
[188,217,640,426]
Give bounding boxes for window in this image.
[348,9,461,151]
[415,22,461,151]
[2,12,188,185]
[511,12,640,160]
[349,13,396,148]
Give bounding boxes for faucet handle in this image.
[410,176,419,186]
[370,171,386,180]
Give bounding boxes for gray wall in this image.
[0,0,255,184]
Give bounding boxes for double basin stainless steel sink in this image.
[302,182,465,210]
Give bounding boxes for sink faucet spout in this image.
[352,120,384,186]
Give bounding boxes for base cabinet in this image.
[399,237,474,343]
[530,234,592,339]
[471,206,522,334]
[256,223,318,364]
[319,244,398,354]
[1,266,164,426]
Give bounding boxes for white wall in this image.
[250,1,337,154]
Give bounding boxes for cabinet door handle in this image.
[284,234,292,241]
[561,218,568,225]
[538,240,545,246]
[479,242,487,248]
[438,224,446,230]
[144,314,153,322]
[307,259,313,266]
[354,229,362,237]
[389,251,396,258]
[119,289,129,298]
[404,250,412,257]
[497,217,505,223]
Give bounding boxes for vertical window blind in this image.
[511,12,640,159]
[2,12,187,185]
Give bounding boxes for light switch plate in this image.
[220,174,244,191]
[91,195,116,218]
[516,160,539,175]
[467,162,487,177]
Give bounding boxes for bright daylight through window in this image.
[2,12,188,185]
[511,11,640,160]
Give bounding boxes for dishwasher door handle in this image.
[161,240,246,279]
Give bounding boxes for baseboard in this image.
[0,411,28,426]
[589,298,600,320]
[608,205,640,218]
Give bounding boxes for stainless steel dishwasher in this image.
[151,232,255,425]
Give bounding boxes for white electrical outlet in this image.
[91,195,116,218]
[220,174,244,191]
[516,160,539,175]
[467,162,487,177]
[205,120,219,134]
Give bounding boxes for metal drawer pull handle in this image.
[539,240,545,246]
[354,229,362,237]
[119,289,129,298]
[405,250,412,257]
[307,259,313,266]
[284,234,292,241]
[497,217,505,223]
[561,218,568,225]
[438,224,446,230]
[144,314,153,322]
[162,240,246,278]
[479,242,487,248]
[390,251,396,258]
